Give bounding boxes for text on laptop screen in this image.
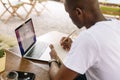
[15,19,36,55]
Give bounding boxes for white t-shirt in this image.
[63,20,120,80]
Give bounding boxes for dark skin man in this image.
[49,0,106,80]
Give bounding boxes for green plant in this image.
[0,49,5,58]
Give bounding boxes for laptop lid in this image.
[15,18,36,56]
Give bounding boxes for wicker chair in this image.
[0,0,28,23]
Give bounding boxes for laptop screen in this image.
[15,18,36,56]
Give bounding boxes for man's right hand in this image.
[60,37,72,51]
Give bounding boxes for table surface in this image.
[0,49,50,80]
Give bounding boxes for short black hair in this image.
[65,0,80,9]
[65,0,100,12]
[65,0,90,12]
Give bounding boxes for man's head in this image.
[64,0,106,29]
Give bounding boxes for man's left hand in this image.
[49,44,59,60]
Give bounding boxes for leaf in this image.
[0,49,5,58]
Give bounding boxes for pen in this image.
[62,30,76,42]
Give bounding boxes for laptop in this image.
[15,18,51,61]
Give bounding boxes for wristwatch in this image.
[48,59,60,67]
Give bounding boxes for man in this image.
[49,0,120,80]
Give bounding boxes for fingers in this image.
[60,37,72,51]
[60,37,72,45]
[60,37,66,45]
[49,44,58,59]
[62,44,70,51]
[49,44,54,50]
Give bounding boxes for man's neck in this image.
[86,13,107,29]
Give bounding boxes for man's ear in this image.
[75,8,82,16]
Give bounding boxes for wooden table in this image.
[0,49,50,80]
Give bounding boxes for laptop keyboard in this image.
[26,42,49,58]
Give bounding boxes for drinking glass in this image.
[1,71,18,80]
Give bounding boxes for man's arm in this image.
[49,62,78,80]
[49,62,59,80]
[49,44,78,80]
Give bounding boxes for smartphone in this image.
[16,71,35,80]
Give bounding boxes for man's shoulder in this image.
[88,19,120,31]
[94,19,120,27]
